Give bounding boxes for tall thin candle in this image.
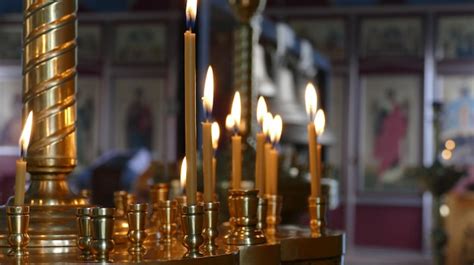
[14,111,33,206]
[228,92,242,190]
[314,109,326,196]
[211,122,220,196]
[305,83,319,198]
[202,67,214,202]
[255,96,267,195]
[268,115,283,195]
[184,0,197,205]
[263,112,273,196]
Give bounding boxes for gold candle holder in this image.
[225,189,266,245]
[150,183,169,229]
[175,193,203,238]
[181,204,204,258]
[114,191,135,244]
[202,201,219,254]
[308,196,327,238]
[6,206,30,257]
[127,203,148,254]
[91,207,115,262]
[257,196,267,232]
[158,200,177,244]
[265,195,282,237]
[76,207,93,259]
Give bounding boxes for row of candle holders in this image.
[3,183,328,262]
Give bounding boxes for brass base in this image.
[308,196,327,238]
[202,201,219,254]
[7,206,30,257]
[257,197,267,231]
[265,195,282,236]
[225,190,266,245]
[181,204,204,258]
[0,175,88,248]
[158,200,177,244]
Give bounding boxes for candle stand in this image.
[265,194,283,237]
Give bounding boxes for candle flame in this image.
[314,109,325,135]
[203,66,214,115]
[305,83,318,120]
[19,111,33,157]
[256,96,267,126]
[186,0,197,25]
[271,115,283,144]
[231,91,241,131]
[211,122,220,150]
[262,112,273,137]
[225,114,235,132]
[180,157,187,191]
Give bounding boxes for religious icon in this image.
[437,15,474,60]
[360,75,421,192]
[125,88,153,150]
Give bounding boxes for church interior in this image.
[0,0,472,264]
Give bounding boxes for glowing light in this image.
[225,114,235,132]
[180,157,187,191]
[445,139,456,150]
[440,204,450,217]
[211,122,220,150]
[186,0,197,24]
[262,112,273,138]
[256,96,267,126]
[270,115,283,144]
[305,83,318,120]
[202,66,214,115]
[19,111,33,157]
[441,149,452,160]
[230,91,241,131]
[314,109,325,136]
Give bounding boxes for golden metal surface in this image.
[308,196,327,238]
[256,197,267,231]
[265,195,282,237]
[75,207,93,259]
[91,207,115,262]
[181,204,205,258]
[228,0,266,22]
[6,206,30,257]
[158,200,178,243]
[202,201,219,254]
[127,203,148,254]
[114,191,135,244]
[226,190,266,245]
[0,0,87,248]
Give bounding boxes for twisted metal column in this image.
[0,0,86,248]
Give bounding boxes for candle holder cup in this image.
[225,189,266,245]
[150,183,169,230]
[127,203,148,254]
[265,194,282,237]
[91,207,115,262]
[181,204,204,258]
[158,200,177,244]
[114,191,135,244]
[202,201,219,254]
[257,196,268,232]
[308,196,327,238]
[76,207,94,259]
[7,205,30,257]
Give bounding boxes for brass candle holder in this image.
[158,200,177,244]
[6,206,30,257]
[91,207,115,262]
[181,204,204,258]
[175,193,203,239]
[308,196,327,238]
[225,189,266,245]
[257,196,268,232]
[114,191,135,244]
[202,201,219,254]
[76,207,93,259]
[127,203,148,254]
[150,183,169,230]
[265,194,282,237]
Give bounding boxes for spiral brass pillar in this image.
[0,0,87,248]
[228,0,266,137]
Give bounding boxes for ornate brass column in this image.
[0,0,86,248]
[228,0,266,137]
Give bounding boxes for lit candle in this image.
[184,0,197,205]
[202,66,214,202]
[255,96,267,196]
[305,83,319,198]
[263,112,273,196]
[211,122,220,197]
[227,92,242,190]
[268,115,283,196]
[14,111,33,206]
[180,157,187,195]
[314,109,326,195]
